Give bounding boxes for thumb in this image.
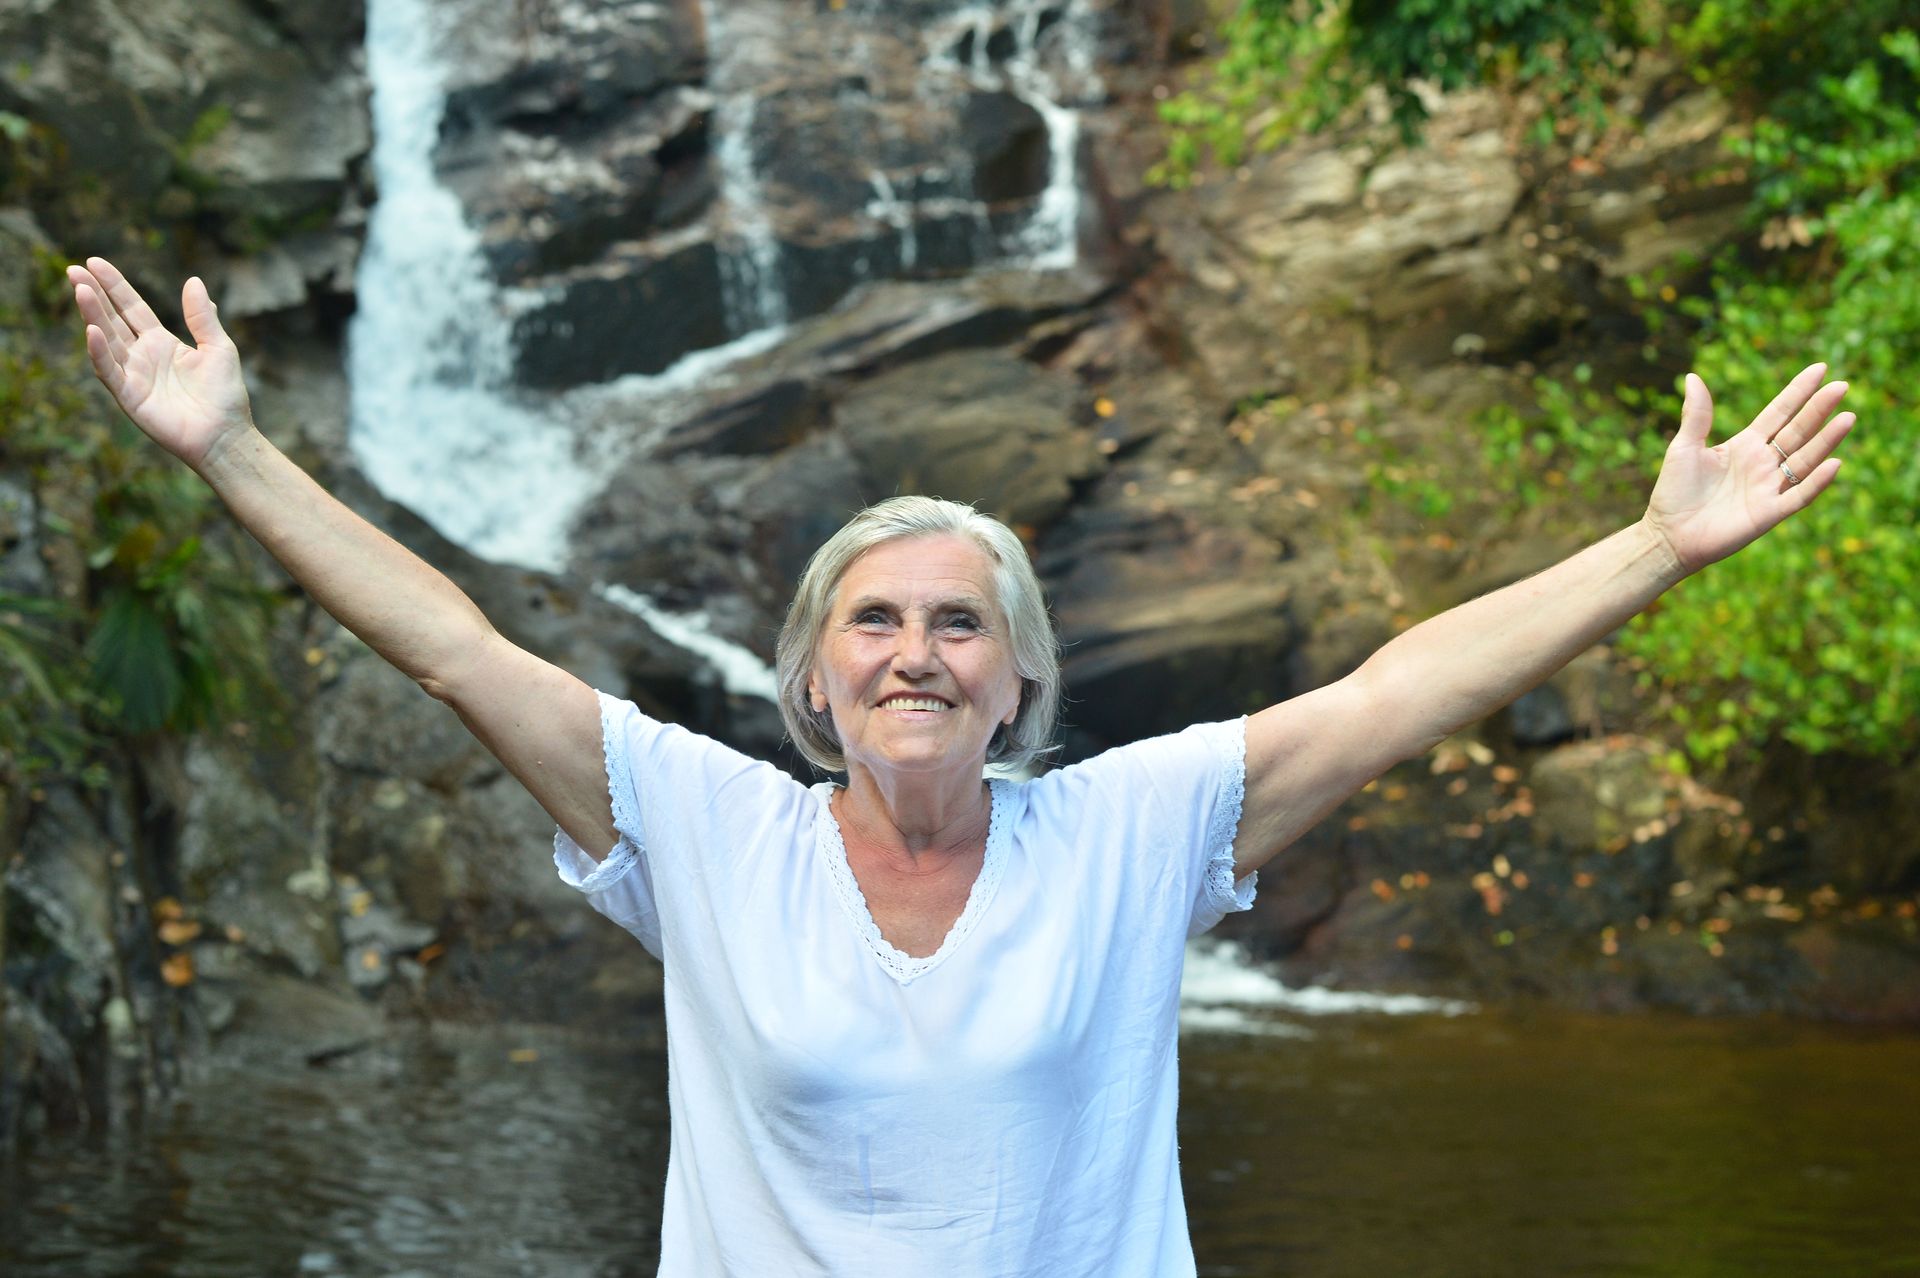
[181,276,231,350]
[1677,372,1713,447]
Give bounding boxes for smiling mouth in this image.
[877,696,953,712]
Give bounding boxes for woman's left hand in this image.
[1644,363,1854,574]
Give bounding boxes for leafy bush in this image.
[1624,33,1920,763]
[1154,0,1642,185]
[0,320,284,786]
[1164,3,1920,763]
[1478,32,1920,763]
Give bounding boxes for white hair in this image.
[774,496,1062,774]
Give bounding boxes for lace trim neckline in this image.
[811,779,1011,986]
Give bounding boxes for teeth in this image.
[883,697,950,711]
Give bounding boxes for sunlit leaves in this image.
[1153,0,1642,185]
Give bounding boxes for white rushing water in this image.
[928,0,1098,270]
[348,0,593,571]
[347,0,1101,669]
[597,584,780,701]
[697,0,793,335]
[1180,939,1477,1037]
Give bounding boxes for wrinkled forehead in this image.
[827,532,1004,616]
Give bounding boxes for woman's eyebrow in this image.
[842,594,992,614]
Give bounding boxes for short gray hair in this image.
[775,496,1061,775]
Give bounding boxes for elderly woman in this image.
[69,258,1852,1274]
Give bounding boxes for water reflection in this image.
[4,1025,669,1277]
[1182,1008,1920,1277]
[7,972,1920,1277]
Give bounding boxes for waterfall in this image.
[349,0,782,695]
[925,0,1100,271]
[347,0,591,572]
[698,0,790,335]
[347,0,1104,655]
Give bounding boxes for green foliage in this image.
[1167,0,1920,764]
[80,449,284,738]
[0,326,284,786]
[1475,31,1920,765]
[1479,363,1666,511]
[1153,0,1641,184]
[0,590,100,786]
[1669,1,1917,134]
[1154,1,1915,185]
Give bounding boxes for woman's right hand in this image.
[69,257,255,470]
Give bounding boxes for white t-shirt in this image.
[554,692,1257,1277]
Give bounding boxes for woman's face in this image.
[808,533,1022,784]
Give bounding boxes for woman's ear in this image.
[808,675,828,714]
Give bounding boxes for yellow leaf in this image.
[1093,397,1116,418]
[161,953,195,987]
[157,920,203,946]
[508,1048,540,1064]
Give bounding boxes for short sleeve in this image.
[1180,717,1258,936]
[1040,716,1257,937]
[553,691,664,955]
[551,691,807,960]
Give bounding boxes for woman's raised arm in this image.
[70,258,620,860]
[1227,363,1856,877]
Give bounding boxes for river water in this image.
[7,956,1919,1277]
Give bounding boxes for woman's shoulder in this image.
[1022,718,1246,794]
[597,691,815,829]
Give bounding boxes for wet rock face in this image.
[1041,504,1295,755]
[458,0,1108,382]
[436,0,712,285]
[0,0,369,309]
[836,350,1100,530]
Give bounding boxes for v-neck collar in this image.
[811,778,1011,986]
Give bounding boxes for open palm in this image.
[69,257,253,469]
[1645,365,1854,573]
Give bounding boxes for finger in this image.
[181,276,230,350]
[1783,410,1855,478]
[1738,361,1827,445]
[1778,456,1841,516]
[1769,380,1848,456]
[84,256,164,337]
[1677,373,1713,447]
[73,284,129,367]
[84,324,128,399]
[69,267,136,350]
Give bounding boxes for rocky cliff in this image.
[4,0,1916,1149]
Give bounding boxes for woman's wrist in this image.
[1633,514,1695,589]
[190,419,268,487]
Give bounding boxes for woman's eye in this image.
[944,614,981,631]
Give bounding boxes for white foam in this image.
[348,0,593,572]
[597,584,780,701]
[1180,938,1476,1036]
[698,0,790,334]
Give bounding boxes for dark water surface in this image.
[6,1004,1919,1277]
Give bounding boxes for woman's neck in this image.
[836,763,991,869]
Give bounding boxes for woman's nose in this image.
[892,622,937,673]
